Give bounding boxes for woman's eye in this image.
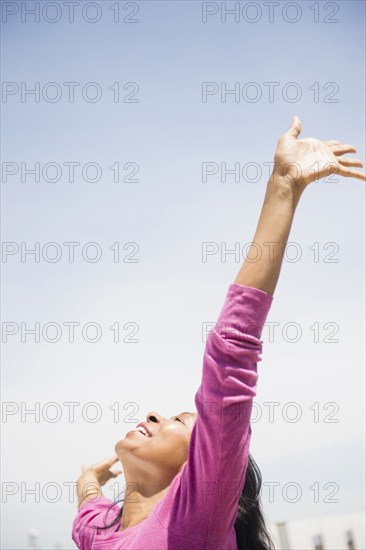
[175,417,184,424]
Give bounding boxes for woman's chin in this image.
[115,439,126,455]
[115,434,136,455]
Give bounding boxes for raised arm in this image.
[158,116,365,548]
[235,115,365,295]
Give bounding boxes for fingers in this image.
[338,157,364,168]
[81,455,119,474]
[106,455,119,467]
[112,470,123,478]
[324,140,341,146]
[93,455,119,470]
[326,142,357,156]
[328,142,365,178]
[337,165,366,182]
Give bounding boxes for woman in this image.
[72,116,365,549]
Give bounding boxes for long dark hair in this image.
[234,454,275,550]
[96,453,275,550]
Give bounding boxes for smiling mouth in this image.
[130,427,151,437]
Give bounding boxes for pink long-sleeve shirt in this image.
[72,283,273,549]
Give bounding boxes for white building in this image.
[269,511,365,549]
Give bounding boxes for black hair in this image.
[95,453,275,549]
[234,453,275,550]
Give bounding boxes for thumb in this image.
[286,115,302,139]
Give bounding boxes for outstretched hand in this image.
[273,115,366,192]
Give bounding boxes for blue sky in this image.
[1,1,365,548]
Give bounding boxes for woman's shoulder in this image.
[78,495,119,513]
[72,496,121,548]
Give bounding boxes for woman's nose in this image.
[146,411,161,423]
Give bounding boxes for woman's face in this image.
[115,411,198,482]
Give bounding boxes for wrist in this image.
[77,486,102,507]
[77,472,102,508]
[267,171,304,207]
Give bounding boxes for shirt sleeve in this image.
[72,495,120,549]
[162,283,273,546]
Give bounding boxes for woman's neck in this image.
[118,460,186,531]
